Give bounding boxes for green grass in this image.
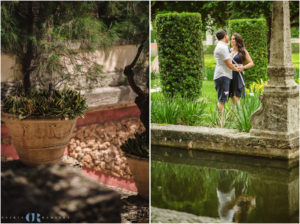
[292,53,299,69]
[151,56,156,63]
[204,54,216,68]
[150,53,299,131]
[151,78,161,89]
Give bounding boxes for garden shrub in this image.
[228,18,268,86]
[156,12,203,98]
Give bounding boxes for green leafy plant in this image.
[120,131,149,158]
[203,67,214,81]
[151,94,181,124]
[232,93,261,132]
[2,89,88,120]
[228,18,269,86]
[178,98,207,126]
[156,12,204,98]
[151,93,208,126]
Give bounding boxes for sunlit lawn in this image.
[292,53,299,69]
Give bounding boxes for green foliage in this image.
[2,89,88,120]
[156,12,204,98]
[228,18,269,85]
[151,28,157,43]
[1,1,148,92]
[203,67,214,81]
[203,45,216,55]
[232,93,261,132]
[292,43,299,54]
[151,81,262,132]
[1,2,21,54]
[120,131,149,158]
[291,27,299,38]
[294,68,299,84]
[151,94,181,124]
[204,54,216,68]
[151,94,207,126]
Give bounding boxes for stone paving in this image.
[151,207,225,223]
[64,155,149,223]
[1,156,149,223]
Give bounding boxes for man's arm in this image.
[224,59,241,72]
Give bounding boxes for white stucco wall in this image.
[1,44,142,82]
[1,54,23,82]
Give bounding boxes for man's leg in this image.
[215,76,231,128]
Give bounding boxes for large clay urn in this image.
[126,154,149,199]
[2,112,77,166]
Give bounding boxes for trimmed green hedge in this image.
[156,12,203,98]
[228,18,268,85]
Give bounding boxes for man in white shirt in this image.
[214,29,241,128]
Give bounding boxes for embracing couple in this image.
[213,29,254,128]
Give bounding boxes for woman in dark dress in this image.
[229,33,254,105]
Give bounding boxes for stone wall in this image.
[2,160,121,223]
[68,117,145,179]
[151,123,299,160]
[1,45,143,82]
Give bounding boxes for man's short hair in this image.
[216,29,227,40]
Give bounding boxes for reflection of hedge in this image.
[228,18,268,85]
[156,12,203,98]
[151,161,253,217]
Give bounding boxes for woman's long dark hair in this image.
[233,33,246,63]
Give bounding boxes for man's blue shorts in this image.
[214,76,231,102]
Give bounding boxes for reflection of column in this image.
[250,2,299,150]
[217,188,236,222]
[252,175,299,223]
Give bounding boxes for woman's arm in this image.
[240,49,254,71]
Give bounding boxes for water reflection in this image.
[217,170,256,222]
[151,146,299,223]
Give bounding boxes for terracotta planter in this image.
[2,113,78,166]
[126,154,149,199]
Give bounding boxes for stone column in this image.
[250,2,299,148]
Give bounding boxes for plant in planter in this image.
[1,2,115,165]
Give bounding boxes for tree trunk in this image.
[124,40,149,132]
[22,2,39,95]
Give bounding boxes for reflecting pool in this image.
[151,146,299,223]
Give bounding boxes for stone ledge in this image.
[151,124,299,160]
[1,161,121,223]
[83,86,137,109]
[151,207,225,223]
